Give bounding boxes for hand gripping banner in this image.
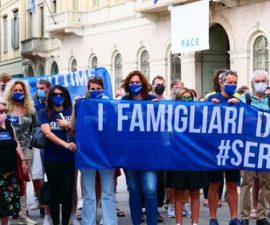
[75,99,270,171]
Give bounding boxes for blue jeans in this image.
[81,169,118,225]
[125,170,158,225]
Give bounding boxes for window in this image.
[253,35,269,71]
[91,56,98,68]
[3,16,7,52]
[28,65,34,77]
[51,62,59,75]
[38,65,45,76]
[11,11,19,49]
[52,0,57,13]
[71,58,77,72]
[28,12,32,38]
[40,6,44,37]
[140,50,150,79]
[114,53,122,89]
[170,53,181,80]
[92,0,100,9]
[73,0,78,10]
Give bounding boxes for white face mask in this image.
[254,82,267,93]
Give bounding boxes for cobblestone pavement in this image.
[10,174,261,225]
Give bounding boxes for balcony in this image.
[47,11,86,37]
[21,37,59,59]
[135,0,197,13]
[135,0,239,13]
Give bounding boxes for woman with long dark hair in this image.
[40,85,76,225]
[122,70,158,225]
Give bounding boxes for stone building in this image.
[1,0,269,96]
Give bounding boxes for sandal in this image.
[157,213,163,223]
[250,209,257,219]
[203,199,209,207]
[116,208,125,217]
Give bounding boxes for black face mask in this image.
[1,84,5,92]
[154,84,165,95]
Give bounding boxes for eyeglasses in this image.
[220,70,238,81]
[88,76,102,81]
[180,96,194,101]
[0,109,7,114]
[52,93,64,97]
[222,70,237,77]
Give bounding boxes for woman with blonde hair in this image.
[167,87,204,225]
[4,79,39,225]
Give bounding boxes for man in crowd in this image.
[207,70,241,225]
[0,72,11,97]
[152,75,167,100]
[240,70,270,225]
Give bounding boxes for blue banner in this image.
[75,99,270,171]
[21,67,113,100]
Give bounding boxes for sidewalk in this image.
[10,174,259,225]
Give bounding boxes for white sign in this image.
[171,0,209,53]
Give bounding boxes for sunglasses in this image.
[88,76,102,81]
[0,109,8,114]
[52,93,64,97]
[180,96,194,101]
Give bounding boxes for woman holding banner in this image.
[71,76,118,225]
[122,70,158,225]
[39,85,77,225]
[166,88,204,225]
[4,80,39,225]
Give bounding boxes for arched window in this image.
[170,53,181,80]
[28,65,34,77]
[51,61,59,75]
[71,58,77,72]
[253,35,269,71]
[91,56,98,69]
[114,53,122,89]
[140,50,150,79]
[38,65,45,76]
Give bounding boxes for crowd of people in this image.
[0,68,270,225]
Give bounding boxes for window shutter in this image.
[11,18,14,49]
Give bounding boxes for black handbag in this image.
[31,127,47,148]
[40,182,50,205]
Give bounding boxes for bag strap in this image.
[245,93,252,105]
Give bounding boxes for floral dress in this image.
[0,120,20,217]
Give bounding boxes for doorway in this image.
[201,24,230,95]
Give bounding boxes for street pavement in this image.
[10,173,261,225]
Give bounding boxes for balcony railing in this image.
[21,37,59,58]
[47,11,85,36]
[135,0,239,13]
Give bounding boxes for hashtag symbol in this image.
[216,140,231,166]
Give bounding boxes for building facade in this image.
[1,0,270,96]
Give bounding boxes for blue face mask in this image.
[52,95,65,107]
[37,90,46,99]
[129,84,142,96]
[224,84,237,96]
[12,92,25,102]
[90,90,104,99]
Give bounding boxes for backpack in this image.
[245,93,270,108]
